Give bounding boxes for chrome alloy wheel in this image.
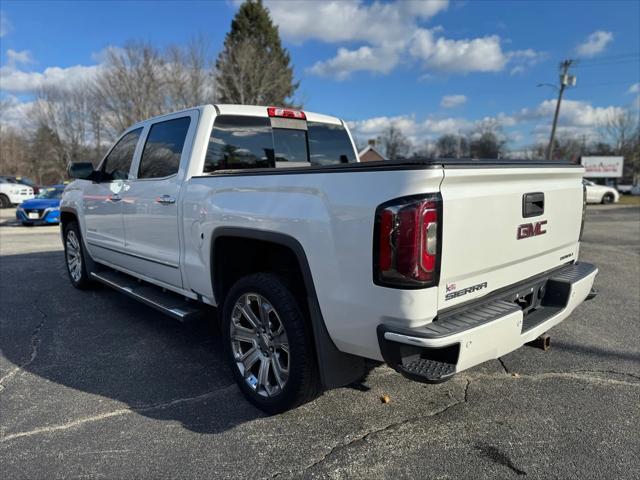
[230,293,290,397]
[65,230,82,282]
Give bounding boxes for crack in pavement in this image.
[497,357,510,375]
[0,303,47,392]
[269,379,473,479]
[0,384,237,444]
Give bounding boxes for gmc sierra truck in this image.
[61,104,598,413]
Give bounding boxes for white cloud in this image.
[308,46,400,80]
[0,95,34,129]
[440,94,466,108]
[519,98,624,128]
[262,0,541,79]
[629,83,640,94]
[6,49,33,65]
[1,46,101,95]
[410,30,507,73]
[575,30,613,57]
[508,49,547,75]
[266,0,448,45]
[0,11,10,37]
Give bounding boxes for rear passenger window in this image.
[138,117,191,179]
[307,122,355,165]
[204,115,274,172]
[102,128,142,181]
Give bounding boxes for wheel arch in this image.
[210,227,365,389]
[60,206,78,231]
[60,206,97,274]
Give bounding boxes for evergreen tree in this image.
[216,0,298,106]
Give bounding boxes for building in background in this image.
[358,139,386,162]
[581,156,624,187]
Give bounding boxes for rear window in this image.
[203,115,355,173]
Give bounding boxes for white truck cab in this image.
[61,105,598,413]
[0,177,35,208]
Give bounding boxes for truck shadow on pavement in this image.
[1,251,268,435]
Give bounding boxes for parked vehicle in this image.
[0,176,35,208]
[583,179,619,204]
[61,105,598,413]
[16,185,65,225]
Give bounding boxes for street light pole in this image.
[546,60,576,160]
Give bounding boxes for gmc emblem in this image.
[517,220,547,239]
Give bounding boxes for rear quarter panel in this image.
[181,168,443,360]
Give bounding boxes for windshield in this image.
[36,187,64,199]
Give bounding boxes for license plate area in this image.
[28,212,39,219]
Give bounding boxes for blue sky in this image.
[1,0,639,149]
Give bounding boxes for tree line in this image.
[0,0,296,184]
[373,111,639,182]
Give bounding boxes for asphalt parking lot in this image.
[1,205,639,479]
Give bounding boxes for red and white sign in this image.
[581,156,624,178]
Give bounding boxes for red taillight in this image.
[374,194,441,288]
[267,107,306,120]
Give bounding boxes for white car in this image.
[60,104,598,413]
[0,177,35,208]
[583,179,619,204]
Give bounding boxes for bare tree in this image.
[604,110,640,181]
[436,134,468,158]
[380,125,411,160]
[164,36,217,110]
[31,84,101,182]
[93,43,168,135]
[0,126,31,177]
[468,119,506,159]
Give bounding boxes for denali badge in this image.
[517,220,547,239]
[445,281,488,301]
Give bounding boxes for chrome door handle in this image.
[155,195,176,205]
[109,194,122,202]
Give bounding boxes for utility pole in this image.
[546,59,576,160]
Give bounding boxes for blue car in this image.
[16,184,65,226]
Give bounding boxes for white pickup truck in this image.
[61,105,598,413]
[0,176,35,208]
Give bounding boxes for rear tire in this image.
[602,193,614,204]
[63,221,92,290]
[0,194,10,209]
[222,273,321,414]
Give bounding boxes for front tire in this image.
[222,273,321,414]
[602,193,614,204]
[63,221,92,289]
[0,194,10,209]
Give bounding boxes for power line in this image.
[573,58,640,69]
[575,52,640,64]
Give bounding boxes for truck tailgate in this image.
[438,165,584,309]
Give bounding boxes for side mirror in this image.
[68,162,99,181]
